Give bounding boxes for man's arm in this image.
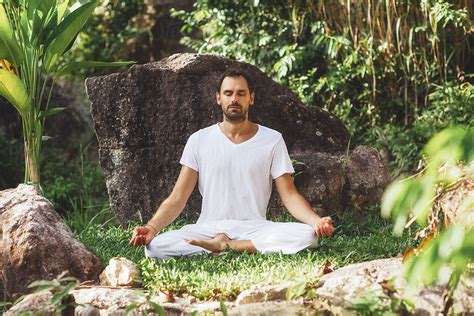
[274,173,334,237]
[129,165,198,246]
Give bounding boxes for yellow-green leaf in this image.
[0,4,24,66]
[57,0,69,23]
[0,69,28,116]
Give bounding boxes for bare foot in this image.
[186,233,231,253]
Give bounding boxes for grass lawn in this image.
[73,208,417,300]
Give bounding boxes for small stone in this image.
[236,281,297,305]
[99,257,141,287]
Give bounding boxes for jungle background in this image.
[2,0,472,213]
[0,0,473,309]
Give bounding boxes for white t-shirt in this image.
[180,123,294,223]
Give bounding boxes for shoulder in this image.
[257,124,283,142]
[187,124,218,142]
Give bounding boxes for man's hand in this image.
[313,217,334,237]
[129,226,156,247]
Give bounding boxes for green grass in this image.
[75,209,418,301]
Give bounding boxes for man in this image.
[129,68,334,259]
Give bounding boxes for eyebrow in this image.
[223,89,247,93]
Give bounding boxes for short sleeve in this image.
[179,132,199,172]
[270,136,295,179]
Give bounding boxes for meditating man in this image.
[129,68,334,259]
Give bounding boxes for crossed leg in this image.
[187,233,257,254]
[145,220,316,259]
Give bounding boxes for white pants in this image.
[145,219,318,259]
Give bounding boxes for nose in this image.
[232,95,241,104]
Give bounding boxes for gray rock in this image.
[228,301,321,316]
[74,304,101,316]
[315,257,474,315]
[85,53,389,224]
[72,287,186,315]
[235,281,297,305]
[289,151,347,215]
[0,184,103,298]
[345,146,391,209]
[5,291,55,315]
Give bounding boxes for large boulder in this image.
[85,53,389,224]
[0,184,103,299]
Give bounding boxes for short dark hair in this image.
[216,67,254,93]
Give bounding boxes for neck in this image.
[220,118,255,138]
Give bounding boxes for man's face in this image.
[216,76,255,122]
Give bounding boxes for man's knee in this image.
[144,232,210,259]
[145,234,174,259]
[254,223,317,254]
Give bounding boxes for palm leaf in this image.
[0,4,24,66]
[0,69,28,116]
[55,60,135,77]
[44,0,97,71]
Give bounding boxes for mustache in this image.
[227,102,242,109]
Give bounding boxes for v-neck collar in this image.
[217,123,260,146]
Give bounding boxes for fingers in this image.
[129,227,151,247]
[314,217,335,237]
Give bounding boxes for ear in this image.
[215,92,221,106]
[249,91,255,105]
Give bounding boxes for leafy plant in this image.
[124,289,165,316]
[65,0,146,78]
[347,288,414,316]
[381,126,473,310]
[26,271,79,314]
[0,0,133,190]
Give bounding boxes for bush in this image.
[174,0,472,174]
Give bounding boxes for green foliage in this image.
[362,82,473,176]
[76,211,416,300]
[285,281,309,300]
[26,271,78,314]
[347,289,414,316]
[40,144,115,231]
[65,0,145,78]
[382,126,473,300]
[174,0,472,174]
[124,290,165,316]
[0,0,133,188]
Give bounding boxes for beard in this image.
[223,102,248,122]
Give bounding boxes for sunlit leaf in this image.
[424,126,466,168]
[0,69,28,116]
[57,0,69,23]
[286,281,307,300]
[381,180,410,219]
[0,4,24,65]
